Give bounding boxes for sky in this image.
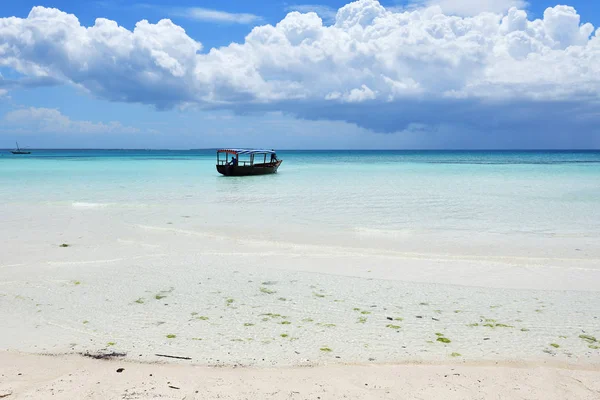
[1,0,599,149]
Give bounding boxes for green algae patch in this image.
[386,324,401,329]
[278,297,287,301]
[72,281,81,285]
[484,323,513,329]
[196,316,209,321]
[243,323,254,327]
[353,308,361,311]
[192,338,203,341]
[155,294,166,300]
[450,352,461,357]
[360,310,371,315]
[261,313,286,319]
[260,287,277,295]
[550,343,560,348]
[280,334,289,338]
[357,317,367,324]
[302,318,314,322]
[134,298,145,304]
[321,323,336,328]
[521,328,530,332]
[107,342,116,347]
[191,312,198,316]
[59,244,70,248]
[314,293,326,298]
[82,320,89,324]
[579,335,597,343]
[226,298,235,305]
[320,347,332,352]
[166,334,176,339]
[467,323,479,327]
[437,337,451,344]
[589,345,600,350]
[280,321,291,325]
[435,333,444,337]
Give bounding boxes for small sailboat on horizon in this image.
[11,142,31,155]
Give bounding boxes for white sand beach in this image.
[1,199,600,398]
[2,352,600,399]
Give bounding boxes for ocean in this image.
[1,149,599,257]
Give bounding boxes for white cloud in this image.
[345,84,377,102]
[284,4,337,23]
[409,0,528,16]
[171,7,261,24]
[2,107,140,134]
[0,1,599,134]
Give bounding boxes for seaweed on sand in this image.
[260,287,277,295]
[81,351,126,360]
[579,335,597,343]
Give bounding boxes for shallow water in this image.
[2,150,599,249]
[1,149,600,365]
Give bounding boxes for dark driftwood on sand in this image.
[155,354,192,360]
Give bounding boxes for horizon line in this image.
[1,148,600,152]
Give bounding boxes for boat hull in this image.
[216,161,282,176]
[11,151,31,154]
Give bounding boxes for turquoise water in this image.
[1,150,599,247]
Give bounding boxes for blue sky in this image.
[1,0,599,149]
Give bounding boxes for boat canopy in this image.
[217,148,276,155]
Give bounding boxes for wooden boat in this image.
[11,142,31,155]
[216,149,282,176]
